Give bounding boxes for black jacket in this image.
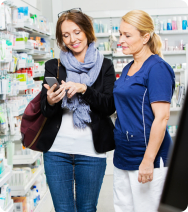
[37,58,116,153]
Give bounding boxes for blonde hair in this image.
[122,10,163,57]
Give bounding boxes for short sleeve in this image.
[148,62,175,104]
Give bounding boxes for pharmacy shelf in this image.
[32,55,53,60]
[170,107,182,112]
[162,51,186,55]
[159,30,188,35]
[100,51,112,55]
[13,44,33,52]
[3,200,14,212]
[10,166,44,196]
[33,72,45,78]
[12,23,51,37]
[19,83,35,90]
[0,167,12,187]
[115,69,122,73]
[13,152,42,165]
[113,52,132,57]
[34,187,51,212]
[28,49,47,56]
[0,59,12,63]
[174,68,185,73]
[95,33,110,37]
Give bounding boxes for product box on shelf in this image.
[12,196,27,212]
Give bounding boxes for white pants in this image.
[113,165,167,212]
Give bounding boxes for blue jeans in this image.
[43,152,106,212]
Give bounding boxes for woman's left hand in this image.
[138,159,154,184]
[62,81,87,98]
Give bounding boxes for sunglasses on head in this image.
[58,8,82,18]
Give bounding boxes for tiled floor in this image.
[50,175,114,212]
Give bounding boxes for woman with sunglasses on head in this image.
[113,10,175,212]
[38,8,116,212]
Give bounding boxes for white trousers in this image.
[113,165,167,212]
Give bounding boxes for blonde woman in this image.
[113,10,175,212]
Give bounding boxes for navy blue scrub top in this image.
[113,54,175,171]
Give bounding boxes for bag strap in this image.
[57,59,61,79]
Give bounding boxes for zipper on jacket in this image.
[126,131,129,141]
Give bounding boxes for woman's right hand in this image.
[43,83,66,106]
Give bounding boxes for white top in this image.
[49,109,106,158]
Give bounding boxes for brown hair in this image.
[56,11,96,51]
[122,10,163,57]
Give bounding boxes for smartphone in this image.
[45,77,60,91]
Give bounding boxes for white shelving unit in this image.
[170,108,182,112]
[113,52,132,57]
[19,83,35,90]
[95,30,188,37]
[159,30,188,35]
[0,168,12,187]
[100,51,112,55]
[12,23,51,37]
[13,152,42,165]
[13,43,33,52]
[0,3,54,212]
[3,200,14,212]
[95,33,110,37]
[162,50,186,55]
[10,166,44,196]
[33,72,45,78]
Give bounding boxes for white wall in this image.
[58,0,188,12]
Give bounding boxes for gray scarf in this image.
[60,42,104,128]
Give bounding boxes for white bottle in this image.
[117,59,123,70]
[177,17,182,30]
[122,59,128,68]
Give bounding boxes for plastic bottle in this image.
[160,21,163,31]
[163,20,167,30]
[182,16,187,30]
[36,189,40,203]
[177,17,182,30]
[167,19,172,30]
[172,17,177,30]
[32,186,38,207]
[180,40,183,50]
[122,59,128,68]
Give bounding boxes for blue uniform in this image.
[113,55,175,170]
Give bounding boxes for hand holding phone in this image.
[44,77,66,106]
[45,77,60,91]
